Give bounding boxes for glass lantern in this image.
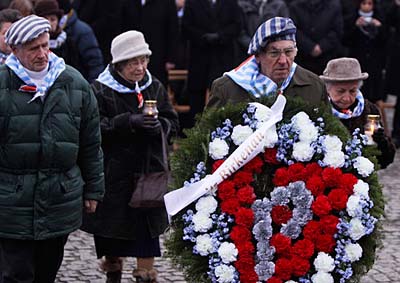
[142,100,159,118]
[364,114,382,145]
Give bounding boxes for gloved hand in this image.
[201,33,220,44]
[372,128,386,145]
[129,114,161,136]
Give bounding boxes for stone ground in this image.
[56,96,400,283]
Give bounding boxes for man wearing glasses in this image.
[207,17,328,108]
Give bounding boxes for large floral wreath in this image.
[165,96,384,283]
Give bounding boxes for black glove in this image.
[129,114,161,136]
[201,33,220,44]
[372,128,386,144]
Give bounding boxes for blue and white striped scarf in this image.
[330,90,365,119]
[5,52,65,103]
[0,51,8,65]
[96,65,152,94]
[225,55,297,98]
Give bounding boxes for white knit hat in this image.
[111,31,152,64]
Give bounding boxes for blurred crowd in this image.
[0,0,399,145]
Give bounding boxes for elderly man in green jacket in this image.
[0,15,104,282]
[207,17,328,108]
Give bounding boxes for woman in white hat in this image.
[81,30,179,283]
[320,57,395,169]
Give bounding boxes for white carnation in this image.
[264,125,278,148]
[292,112,312,128]
[313,252,335,272]
[353,156,374,177]
[323,151,345,168]
[292,141,314,162]
[254,105,272,122]
[218,242,238,263]
[346,195,361,217]
[209,138,229,160]
[311,271,334,283]
[353,180,370,198]
[349,218,366,240]
[285,281,299,283]
[322,135,343,152]
[298,123,319,143]
[214,264,236,283]
[196,195,218,215]
[195,234,213,256]
[231,125,253,145]
[192,212,213,232]
[345,243,363,262]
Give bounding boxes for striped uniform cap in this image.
[248,17,296,55]
[5,15,51,46]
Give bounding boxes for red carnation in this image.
[328,188,349,210]
[238,271,259,283]
[311,195,332,217]
[230,226,252,243]
[233,171,254,186]
[235,207,254,228]
[305,162,323,179]
[220,198,240,215]
[217,180,236,201]
[271,205,293,225]
[288,163,306,182]
[237,185,256,205]
[212,159,224,173]
[267,277,283,283]
[320,215,339,235]
[242,156,264,174]
[291,239,315,259]
[303,220,321,241]
[270,233,291,255]
[236,241,255,257]
[338,173,358,195]
[315,234,336,253]
[306,175,326,196]
[274,258,293,280]
[272,167,290,186]
[322,167,343,188]
[264,147,280,164]
[291,256,311,277]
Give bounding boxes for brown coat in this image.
[207,65,328,108]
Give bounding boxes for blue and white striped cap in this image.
[248,17,296,55]
[5,15,51,46]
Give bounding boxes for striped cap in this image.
[248,17,296,55]
[5,15,51,46]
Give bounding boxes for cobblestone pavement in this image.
[57,97,400,283]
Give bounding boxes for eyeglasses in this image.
[265,47,297,59]
[126,56,149,68]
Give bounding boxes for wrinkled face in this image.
[12,32,50,72]
[118,55,149,83]
[255,40,297,84]
[0,22,12,54]
[44,15,59,32]
[327,80,360,109]
[360,0,373,13]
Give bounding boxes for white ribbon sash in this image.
[164,95,287,216]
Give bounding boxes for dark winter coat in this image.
[64,10,104,82]
[289,0,343,75]
[336,100,395,169]
[207,65,328,108]
[384,3,400,95]
[0,65,104,240]
[81,71,179,240]
[122,0,179,86]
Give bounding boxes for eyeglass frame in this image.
[125,55,150,69]
[263,45,298,59]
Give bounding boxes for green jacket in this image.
[207,65,328,108]
[0,65,104,240]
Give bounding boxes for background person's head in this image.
[34,0,64,34]
[5,15,51,71]
[320,57,368,109]
[248,17,297,84]
[8,0,33,17]
[0,8,22,54]
[111,30,152,84]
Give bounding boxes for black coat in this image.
[81,71,179,239]
[122,0,179,86]
[384,3,400,95]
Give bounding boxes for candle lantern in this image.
[143,100,159,118]
[364,114,382,145]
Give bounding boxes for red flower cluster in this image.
[271,205,293,225]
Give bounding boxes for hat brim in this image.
[111,50,152,64]
[319,72,369,82]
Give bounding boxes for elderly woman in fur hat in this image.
[320,57,395,169]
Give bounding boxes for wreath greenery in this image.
[165,96,384,283]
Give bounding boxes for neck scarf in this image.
[5,52,66,103]
[0,51,8,65]
[330,90,365,119]
[225,56,297,98]
[49,31,67,49]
